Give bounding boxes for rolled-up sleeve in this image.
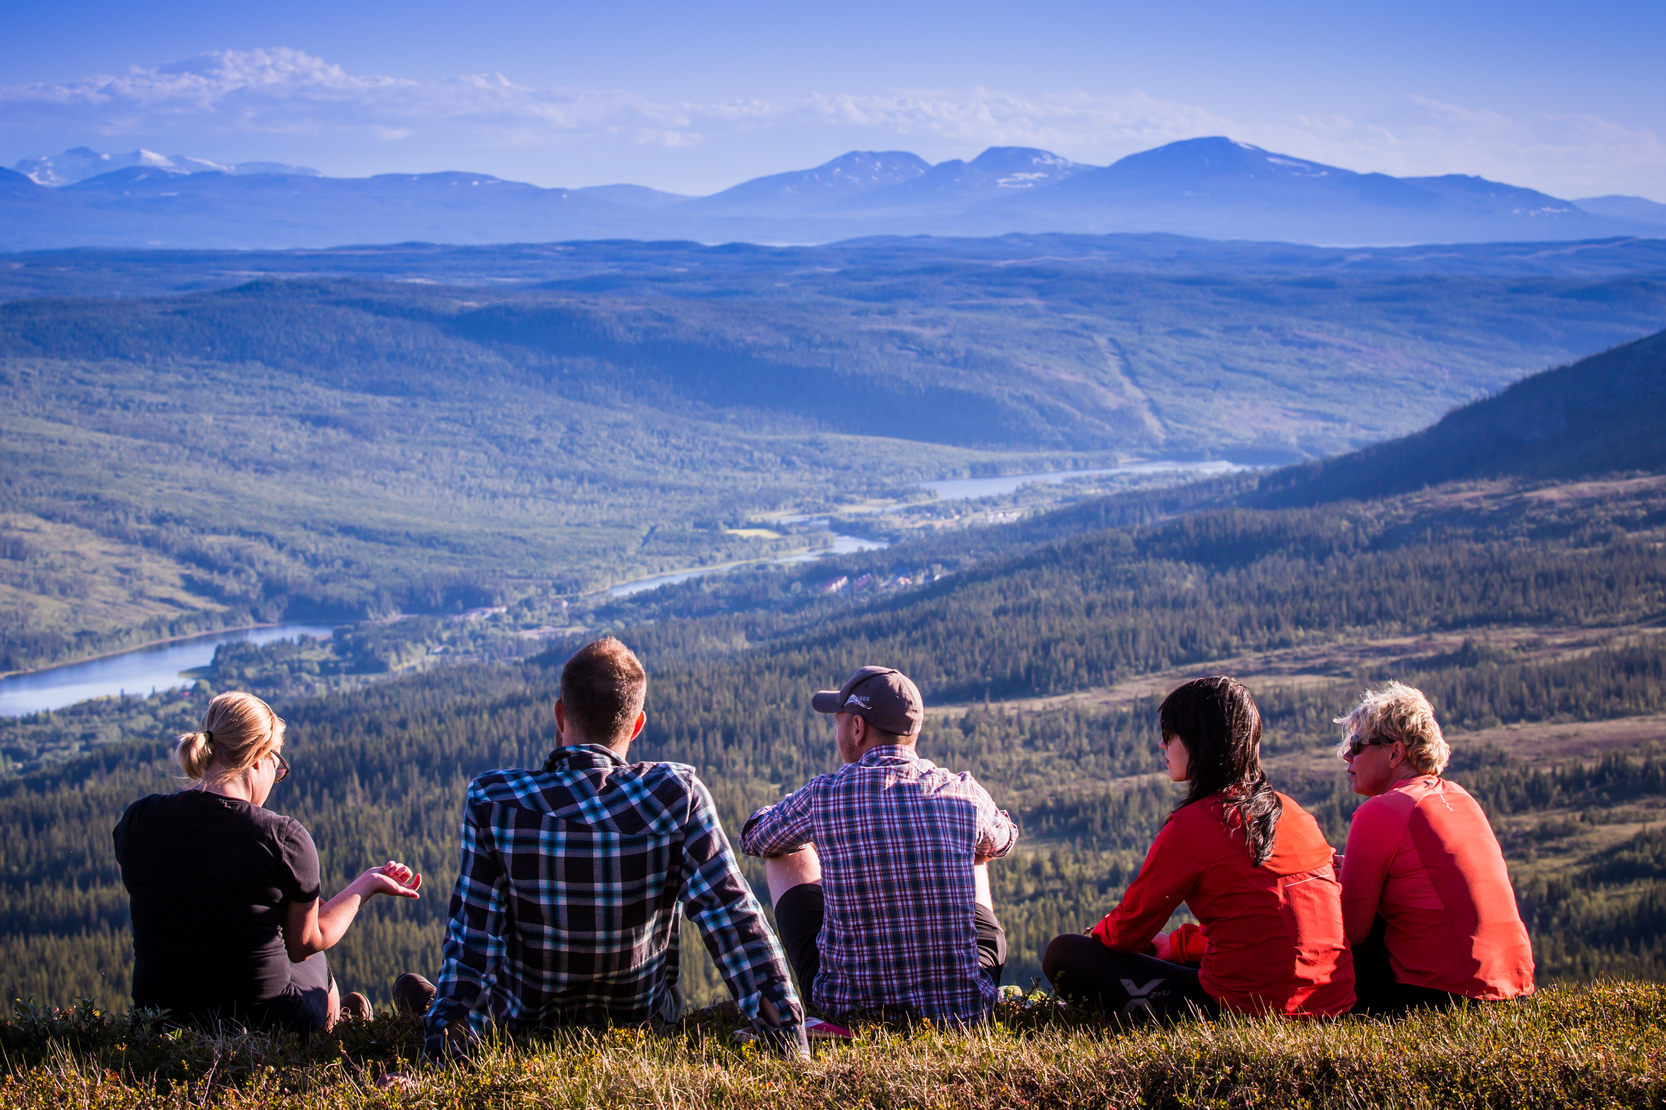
[739,779,819,858]
[970,777,1019,860]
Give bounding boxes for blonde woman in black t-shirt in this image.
[113,691,421,1032]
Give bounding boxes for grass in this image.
[2,982,1662,1108]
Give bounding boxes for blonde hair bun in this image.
[175,692,286,783]
[175,731,214,779]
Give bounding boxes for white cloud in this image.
[0,48,1218,153]
[1246,97,1666,199]
[2,48,1662,198]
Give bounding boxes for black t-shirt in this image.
[113,790,322,1016]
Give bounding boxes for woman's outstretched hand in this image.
[357,860,422,900]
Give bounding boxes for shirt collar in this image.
[542,743,627,772]
[857,744,922,767]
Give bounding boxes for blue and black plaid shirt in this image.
[427,744,805,1050]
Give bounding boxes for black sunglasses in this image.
[270,750,290,782]
[1343,733,1396,758]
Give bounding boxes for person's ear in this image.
[554,699,567,739]
[628,711,646,743]
[850,714,868,746]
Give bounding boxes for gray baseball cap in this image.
[811,666,923,737]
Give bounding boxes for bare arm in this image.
[284,861,421,962]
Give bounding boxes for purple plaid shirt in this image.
[740,745,1019,1022]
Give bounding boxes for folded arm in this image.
[972,780,1020,862]
[1339,800,1399,945]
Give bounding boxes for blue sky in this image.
[3,0,1662,198]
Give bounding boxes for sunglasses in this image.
[1343,733,1396,758]
[270,750,290,782]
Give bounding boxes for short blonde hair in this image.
[1334,682,1450,775]
[177,691,285,782]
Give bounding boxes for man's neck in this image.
[560,734,630,760]
[850,740,916,763]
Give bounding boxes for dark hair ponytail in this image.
[1160,676,1282,866]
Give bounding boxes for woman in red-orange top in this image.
[1336,682,1534,1014]
[1043,676,1355,1019]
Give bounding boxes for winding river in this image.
[5,463,1240,713]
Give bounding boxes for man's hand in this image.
[423,1018,472,1060]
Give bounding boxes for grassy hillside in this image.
[4,983,1664,1109]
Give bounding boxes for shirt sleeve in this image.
[1090,816,1205,953]
[738,778,819,858]
[426,783,510,1046]
[275,819,323,904]
[969,777,1019,860]
[680,775,809,1057]
[1340,796,1403,945]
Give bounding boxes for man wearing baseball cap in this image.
[740,666,1018,1024]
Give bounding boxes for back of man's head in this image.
[560,637,648,744]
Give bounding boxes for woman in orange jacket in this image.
[1043,676,1355,1019]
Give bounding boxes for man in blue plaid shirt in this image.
[741,666,1018,1024]
[425,637,807,1056]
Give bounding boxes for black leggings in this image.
[773,882,1007,1004]
[1042,933,1220,1020]
[1350,916,1463,1016]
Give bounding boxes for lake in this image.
[0,624,335,718]
[919,460,1244,502]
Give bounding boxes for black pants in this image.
[1042,933,1220,1020]
[1350,916,1463,1016]
[773,882,1007,1005]
[147,951,333,1034]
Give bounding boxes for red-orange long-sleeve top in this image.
[1091,792,1355,1016]
[1339,776,1534,1000]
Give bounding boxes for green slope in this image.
[1251,327,1666,506]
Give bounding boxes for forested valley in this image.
[5,235,1666,675]
[1,238,1663,1022]
[3,451,1663,1008]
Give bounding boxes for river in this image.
[606,521,887,598]
[607,461,1241,598]
[0,624,335,718]
[917,460,1243,501]
[12,464,1235,706]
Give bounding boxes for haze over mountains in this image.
[5,137,1664,252]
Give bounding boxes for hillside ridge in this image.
[1247,327,1666,506]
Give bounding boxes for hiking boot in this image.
[340,991,372,1022]
[393,972,437,1016]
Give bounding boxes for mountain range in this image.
[3,137,1665,251]
[12,145,320,186]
